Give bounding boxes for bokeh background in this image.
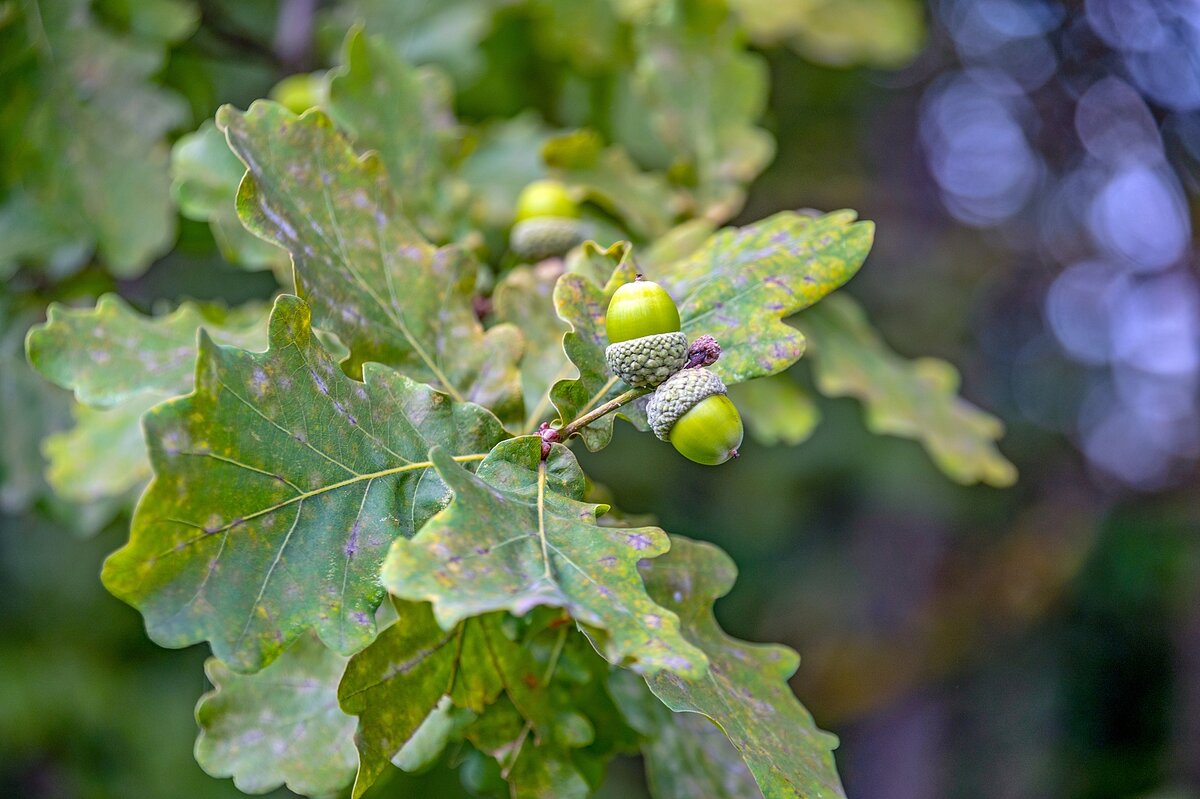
[4,1,1200,797]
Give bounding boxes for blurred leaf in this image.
[609,669,762,799]
[217,102,525,427]
[796,294,1018,487]
[552,212,873,449]
[730,0,924,68]
[27,294,267,408]
[730,375,820,447]
[493,262,571,433]
[467,698,590,799]
[527,0,622,71]
[101,296,509,672]
[337,601,471,798]
[171,121,288,272]
[328,27,460,242]
[382,438,708,678]
[195,632,357,796]
[0,308,69,513]
[623,21,774,223]
[324,0,500,79]
[459,113,552,234]
[639,536,846,799]
[95,0,200,44]
[542,129,679,240]
[27,295,269,507]
[43,393,161,503]
[0,0,187,275]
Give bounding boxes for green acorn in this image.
[510,180,584,260]
[604,277,688,388]
[646,367,744,465]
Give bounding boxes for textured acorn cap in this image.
[605,332,688,388]
[646,367,727,440]
[510,217,584,260]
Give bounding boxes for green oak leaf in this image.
[43,393,162,504]
[458,113,552,237]
[553,211,873,449]
[328,27,459,242]
[382,437,708,678]
[101,295,509,672]
[467,698,590,799]
[338,600,480,798]
[0,305,70,513]
[27,293,267,408]
[638,536,845,799]
[217,101,524,427]
[730,375,821,447]
[0,0,187,275]
[621,22,774,223]
[609,669,761,799]
[542,130,679,241]
[493,262,571,434]
[171,121,288,272]
[195,632,357,797]
[26,295,268,504]
[795,294,1017,487]
[730,0,925,68]
[322,0,500,80]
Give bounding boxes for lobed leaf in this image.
[796,294,1017,487]
[639,536,846,799]
[338,601,478,798]
[730,375,821,448]
[328,27,459,242]
[217,101,524,427]
[195,632,357,797]
[493,262,572,434]
[610,670,762,799]
[171,121,288,272]
[0,0,187,275]
[382,437,708,678]
[542,130,679,240]
[102,295,508,672]
[27,294,267,408]
[552,211,873,449]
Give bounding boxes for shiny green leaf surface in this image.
[217,102,524,426]
[640,536,846,799]
[102,296,508,672]
[383,438,708,678]
[195,632,357,797]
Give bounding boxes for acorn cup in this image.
[509,180,585,260]
[603,277,689,388]
[646,367,744,466]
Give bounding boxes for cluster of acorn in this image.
[605,278,744,466]
[509,180,743,466]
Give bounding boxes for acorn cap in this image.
[510,217,584,260]
[646,367,727,440]
[605,332,689,388]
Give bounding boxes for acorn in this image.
[510,180,584,260]
[646,367,744,465]
[604,277,689,388]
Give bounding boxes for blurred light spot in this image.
[1075,78,1163,165]
[1087,165,1190,271]
[1109,273,1200,375]
[1085,0,1168,52]
[921,72,1041,226]
[1045,261,1128,365]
